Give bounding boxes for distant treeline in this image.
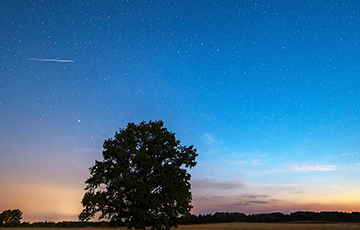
[4,211,360,228]
[178,211,360,224]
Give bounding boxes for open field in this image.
[177,222,360,229]
[9,222,360,230]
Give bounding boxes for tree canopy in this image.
[0,209,23,227]
[79,120,198,230]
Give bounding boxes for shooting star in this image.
[26,58,75,63]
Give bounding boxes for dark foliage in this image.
[79,120,198,230]
[177,211,360,224]
[0,209,22,227]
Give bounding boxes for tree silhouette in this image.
[0,209,22,227]
[79,120,197,230]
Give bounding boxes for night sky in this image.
[1,0,360,222]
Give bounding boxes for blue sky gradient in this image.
[1,0,360,222]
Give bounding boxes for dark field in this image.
[10,222,360,230]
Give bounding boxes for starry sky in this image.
[1,0,360,222]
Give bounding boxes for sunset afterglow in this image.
[1,0,360,222]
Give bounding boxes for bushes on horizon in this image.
[178,211,360,224]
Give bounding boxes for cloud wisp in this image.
[292,165,337,172]
[26,58,75,63]
[192,194,287,214]
[192,179,245,191]
[233,194,283,206]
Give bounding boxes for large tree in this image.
[79,120,197,230]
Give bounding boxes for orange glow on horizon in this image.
[0,181,84,222]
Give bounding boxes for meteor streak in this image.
[26,58,75,63]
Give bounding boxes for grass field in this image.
[176,222,360,229]
[10,222,360,230]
